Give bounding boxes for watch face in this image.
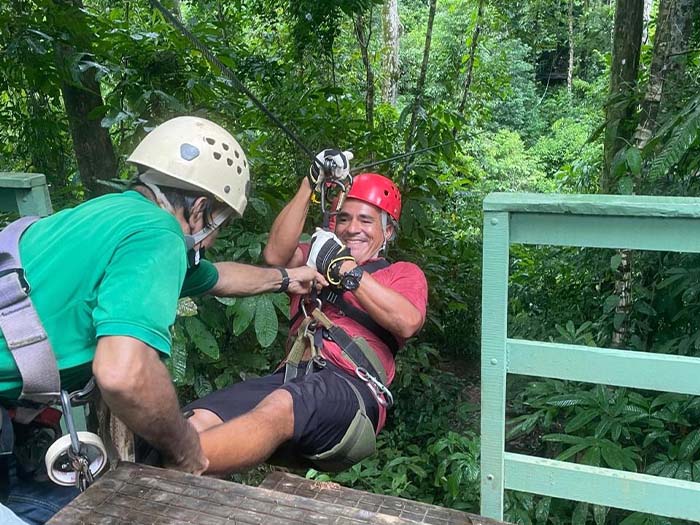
[341,267,363,291]
[341,274,360,291]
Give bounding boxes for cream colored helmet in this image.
[127,116,249,216]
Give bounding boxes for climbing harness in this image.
[0,217,107,491]
[282,258,398,470]
[283,305,393,471]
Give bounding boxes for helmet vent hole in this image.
[224,185,231,193]
[237,166,242,174]
[206,137,216,145]
[222,143,229,151]
[243,159,247,167]
[384,190,389,196]
[227,158,233,166]
[213,152,222,160]
[234,150,240,158]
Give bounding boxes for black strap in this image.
[290,259,399,356]
[320,288,399,356]
[323,325,384,382]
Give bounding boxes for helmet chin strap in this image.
[139,173,176,215]
[139,172,233,251]
[184,207,233,248]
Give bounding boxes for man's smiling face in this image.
[334,198,392,264]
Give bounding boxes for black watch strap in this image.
[276,267,290,293]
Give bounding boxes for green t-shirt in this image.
[0,191,219,400]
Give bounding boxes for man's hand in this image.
[93,336,210,476]
[309,149,353,187]
[162,421,209,475]
[306,228,355,284]
[286,265,326,294]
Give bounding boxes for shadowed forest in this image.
[2,0,700,523]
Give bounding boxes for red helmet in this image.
[346,173,402,221]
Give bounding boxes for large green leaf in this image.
[184,316,220,360]
[168,324,188,384]
[255,294,278,348]
[231,297,256,336]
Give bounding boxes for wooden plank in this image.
[509,213,700,253]
[479,211,510,520]
[48,463,446,524]
[507,339,700,395]
[483,192,700,218]
[504,453,700,521]
[260,471,507,525]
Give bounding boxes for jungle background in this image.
[2,0,700,523]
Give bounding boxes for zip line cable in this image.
[351,136,468,173]
[149,0,468,178]
[149,0,319,165]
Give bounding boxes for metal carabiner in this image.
[69,377,97,406]
[59,390,81,456]
[354,367,394,408]
[301,297,322,319]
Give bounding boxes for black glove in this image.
[306,229,355,285]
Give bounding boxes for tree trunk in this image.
[603,0,643,349]
[567,0,574,94]
[633,0,693,151]
[381,0,400,106]
[657,0,695,117]
[601,0,644,194]
[55,0,117,196]
[404,0,437,161]
[354,12,375,129]
[456,0,484,117]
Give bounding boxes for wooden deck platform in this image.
[47,463,508,525]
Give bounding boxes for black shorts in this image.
[185,363,379,459]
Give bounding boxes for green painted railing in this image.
[480,192,700,522]
[0,172,53,216]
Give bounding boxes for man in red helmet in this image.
[187,150,427,473]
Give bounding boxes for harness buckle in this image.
[0,268,30,294]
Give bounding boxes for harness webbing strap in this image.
[320,289,399,356]
[311,310,388,385]
[290,259,399,356]
[283,317,316,383]
[0,217,61,404]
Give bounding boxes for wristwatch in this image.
[340,266,364,291]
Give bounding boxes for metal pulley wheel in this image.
[45,431,108,487]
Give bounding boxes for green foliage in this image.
[4,0,700,521]
[309,342,481,511]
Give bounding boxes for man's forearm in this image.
[210,262,287,296]
[93,337,204,469]
[210,262,317,297]
[263,179,313,266]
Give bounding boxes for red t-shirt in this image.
[289,244,429,430]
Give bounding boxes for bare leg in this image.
[198,389,295,474]
[188,409,224,432]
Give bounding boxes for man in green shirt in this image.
[0,116,318,524]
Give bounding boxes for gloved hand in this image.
[308,149,353,187]
[306,228,355,285]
